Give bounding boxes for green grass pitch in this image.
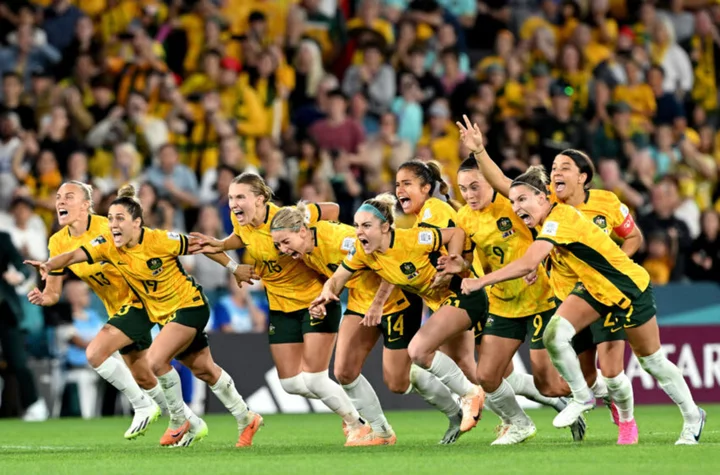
[1,405,718,474]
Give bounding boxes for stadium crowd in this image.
[1,0,720,418]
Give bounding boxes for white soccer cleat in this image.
[23,398,49,422]
[491,423,537,446]
[439,409,463,445]
[175,416,209,447]
[553,398,595,428]
[125,403,162,439]
[675,408,706,445]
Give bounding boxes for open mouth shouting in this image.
[58,208,69,220]
[553,178,566,195]
[516,211,533,227]
[111,229,123,244]
[397,195,412,212]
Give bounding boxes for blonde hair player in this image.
[26,185,263,448]
[459,114,642,444]
[312,194,486,441]
[27,181,164,439]
[189,172,372,445]
[271,203,466,445]
[437,158,587,444]
[460,166,706,446]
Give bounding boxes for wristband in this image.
[226,260,239,274]
[473,148,485,156]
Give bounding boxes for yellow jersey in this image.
[457,193,555,318]
[232,202,325,313]
[342,227,456,311]
[416,197,457,228]
[81,228,203,324]
[48,215,134,317]
[305,221,409,315]
[536,203,650,309]
[548,189,636,300]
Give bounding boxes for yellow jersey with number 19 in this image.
[305,221,410,315]
[548,189,636,301]
[342,227,455,311]
[457,193,555,318]
[232,202,325,313]
[81,228,204,324]
[48,215,134,317]
[536,203,649,309]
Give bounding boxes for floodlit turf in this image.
[0,405,717,474]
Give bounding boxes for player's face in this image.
[509,185,547,228]
[229,183,264,226]
[354,210,386,253]
[108,204,141,247]
[272,227,310,259]
[551,155,585,201]
[457,169,485,211]
[396,168,430,214]
[56,183,89,226]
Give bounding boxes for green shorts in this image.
[162,302,211,361]
[442,281,489,344]
[345,293,424,350]
[268,301,342,344]
[107,304,154,355]
[570,281,656,333]
[484,308,557,350]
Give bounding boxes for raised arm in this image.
[461,240,554,294]
[457,114,512,197]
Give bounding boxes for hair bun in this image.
[117,184,137,199]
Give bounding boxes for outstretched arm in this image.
[25,248,89,279]
[456,114,512,197]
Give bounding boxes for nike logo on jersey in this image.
[531,337,543,343]
[388,337,402,343]
[610,327,623,333]
[310,320,323,326]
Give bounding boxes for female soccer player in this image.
[437,158,586,444]
[461,166,706,446]
[459,115,640,443]
[189,173,371,445]
[27,181,163,439]
[27,185,262,448]
[312,194,486,439]
[270,204,465,445]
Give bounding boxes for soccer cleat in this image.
[124,403,161,440]
[553,398,595,429]
[236,412,264,447]
[342,420,349,438]
[493,423,511,438]
[22,399,49,422]
[617,419,639,445]
[344,423,372,446]
[160,420,190,446]
[439,409,463,445]
[491,423,537,446]
[555,397,586,442]
[604,396,620,426]
[346,429,397,447]
[675,408,706,445]
[175,417,209,447]
[459,386,485,432]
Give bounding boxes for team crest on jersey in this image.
[593,215,607,229]
[90,236,106,247]
[400,262,419,279]
[146,258,162,270]
[496,217,512,232]
[327,263,339,272]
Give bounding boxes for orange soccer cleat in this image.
[460,386,486,433]
[236,412,264,447]
[160,420,190,446]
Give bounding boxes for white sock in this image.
[484,396,512,425]
[145,383,168,413]
[94,357,152,411]
[428,351,476,397]
[409,364,460,418]
[486,379,532,426]
[639,349,699,424]
[591,376,609,399]
[506,370,564,411]
[210,369,250,425]
[158,368,187,428]
[605,373,634,422]
[342,375,391,433]
[303,370,363,428]
[545,316,593,402]
[280,373,319,399]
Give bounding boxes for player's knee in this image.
[334,365,360,386]
[383,371,410,394]
[543,315,574,351]
[85,341,111,369]
[302,370,329,394]
[638,349,672,382]
[407,340,432,368]
[476,367,502,393]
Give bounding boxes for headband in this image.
[511,179,548,196]
[358,203,387,222]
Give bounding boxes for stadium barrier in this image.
[207,283,720,414]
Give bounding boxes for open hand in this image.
[456,114,485,153]
[24,260,48,280]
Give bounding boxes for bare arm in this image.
[369,279,394,310]
[457,114,512,197]
[440,228,466,257]
[619,224,643,257]
[317,202,340,221]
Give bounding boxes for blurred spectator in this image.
[0,112,22,209]
[648,65,685,129]
[687,209,720,283]
[42,0,83,54]
[309,88,365,154]
[643,231,676,286]
[1,72,36,130]
[364,111,413,193]
[649,18,693,95]
[0,24,61,96]
[342,42,396,118]
[210,274,266,333]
